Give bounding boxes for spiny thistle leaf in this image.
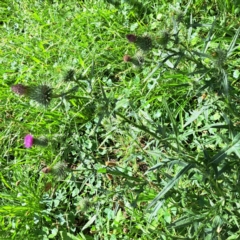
[147,164,195,210]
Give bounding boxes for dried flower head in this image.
[126,34,137,43]
[24,134,34,148]
[123,55,132,62]
[123,51,144,69]
[16,180,21,186]
[44,182,52,192]
[42,167,52,173]
[11,84,29,96]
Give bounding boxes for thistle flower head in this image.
[11,84,53,106]
[123,55,132,62]
[211,49,227,69]
[123,53,144,69]
[29,85,52,106]
[158,31,170,46]
[24,134,48,148]
[126,34,137,43]
[11,84,29,96]
[42,162,68,180]
[24,134,34,148]
[63,69,76,82]
[126,34,152,51]
[76,198,90,212]
[136,36,152,51]
[51,162,67,179]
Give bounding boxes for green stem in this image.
[52,86,79,98]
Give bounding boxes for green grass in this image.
[1,0,240,239]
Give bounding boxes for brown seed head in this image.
[126,34,137,42]
[123,55,132,62]
[42,167,51,173]
[11,84,29,96]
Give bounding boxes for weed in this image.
[1,0,240,239]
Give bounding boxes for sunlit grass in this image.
[1,0,240,239]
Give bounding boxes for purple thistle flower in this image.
[11,84,53,106]
[11,84,29,96]
[24,134,34,148]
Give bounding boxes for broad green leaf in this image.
[97,168,107,173]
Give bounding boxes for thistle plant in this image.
[24,134,48,148]
[11,84,30,96]
[126,34,152,51]
[123,51,144,68]
[76,198,90,213]
[211,48,227,69]
[11,83,79,106]
[11,84,52,106]
[123,54,142,68]
[29,85,53,106]
[62,69,76,82]
[157,31,171,47]
[42,161,68,180]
